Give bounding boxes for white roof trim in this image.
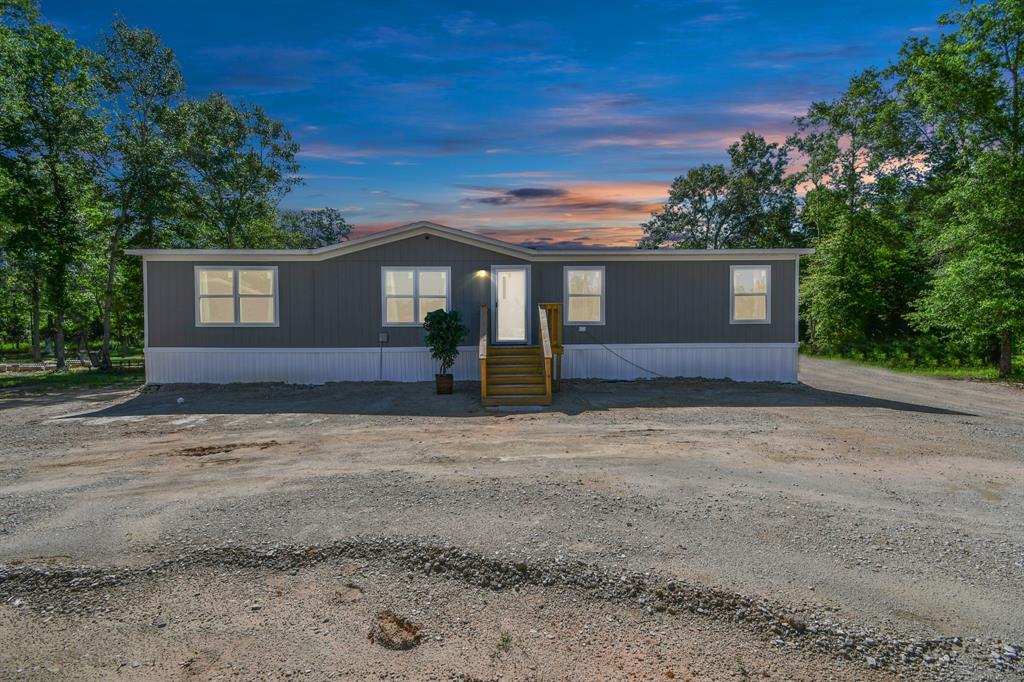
[126,220,814,262]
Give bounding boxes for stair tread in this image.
[487,366,544,372]
[483,397,552,406]
[489,387,548,393]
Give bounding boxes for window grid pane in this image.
[239,270,273,295]
[568,295,601,322]
[199,296,235,324]
[418,270,447,296]
[734,294,767,321]
[733,267,768,294]
[567,269,602,295]
[199,270,234,296]
[386,296,415,324]
[239,296,274,323]
[385,270,414,296]
[418,297,447,322]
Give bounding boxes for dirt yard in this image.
[0,356,1022,680]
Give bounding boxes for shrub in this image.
[422,308,469,376]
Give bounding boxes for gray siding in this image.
[534,259,796,345]
[146,234,797,348]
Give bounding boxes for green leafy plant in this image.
[422,308,468,376]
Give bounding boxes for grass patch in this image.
[803,349,1024,383]
[491,630,514,662]
[0,367,145,391]
[0,345,143,363]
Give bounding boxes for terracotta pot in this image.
[435,373,454,394]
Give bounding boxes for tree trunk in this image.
[30,277,42,362]
[54,310,66,372]
[999,330,1012,378]
[100,228,122,371]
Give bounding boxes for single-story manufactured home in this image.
[128,221,812,404]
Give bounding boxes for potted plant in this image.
[423,308,469,394]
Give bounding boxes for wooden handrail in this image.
[479,304,489,359]
[538,304,553,360]
[479,305,488,400]
[538,304,553,402]
[538,303,563,391]
[539,303,563,353]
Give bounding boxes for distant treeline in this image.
[2,0,1022,377]
[641,0,1023,377]
[0,1,350,368]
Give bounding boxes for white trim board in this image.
[144,343,798,385]
[128,221,815,263]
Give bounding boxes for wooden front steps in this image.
[482,345,550,406]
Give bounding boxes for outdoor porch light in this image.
[475,269,489,278]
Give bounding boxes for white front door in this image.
[492,265,529,343]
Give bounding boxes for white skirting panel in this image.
[561,343,798,383]
[145,346,481,384]
[146,343,798,384]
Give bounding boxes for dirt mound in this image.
[171,441,279,457]
[367,610,421,650]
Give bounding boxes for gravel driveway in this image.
[0,356,1021,680]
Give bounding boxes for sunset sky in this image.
[48,0,949,247]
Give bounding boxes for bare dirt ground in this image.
[0,356,1022,680]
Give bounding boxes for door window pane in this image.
[496,269,527,341]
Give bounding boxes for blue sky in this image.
[47,0,949,246]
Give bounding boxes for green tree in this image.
[791,70,927,352]
[165,93,300,248]
[94,19,184,367]
[723,132,801,248]
[897,0,1024,376]
[639,163,730,248]
[639,132,799,249]
[0,4,106,370]
[278,207,351,248]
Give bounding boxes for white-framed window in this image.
[195,266,279,327]
[381,266,451,326]
[730,265,771,324]
[564,266,605,325]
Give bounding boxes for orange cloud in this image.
[347,180,668,248]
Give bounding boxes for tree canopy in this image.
[640,0,1023,376]
[0,2,352,367]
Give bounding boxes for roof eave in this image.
[124,220,814,260]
